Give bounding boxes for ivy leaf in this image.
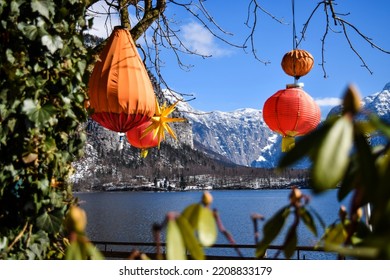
[18,23,39,40]
[31,0,55,20]
[36,209,63,234]
[166,219,186,260]
[312,116,353,192]
[22,99,56,127]
[41,35,63,54]
[5,49,15,64]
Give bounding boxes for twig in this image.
[213,208,243,258]
[7,221,28,252]
[251,213,265,244]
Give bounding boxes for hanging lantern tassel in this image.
[282,136,296,152]
[140,149,149,158]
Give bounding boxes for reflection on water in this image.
[76,189,351,259]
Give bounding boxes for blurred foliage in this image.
[276,84,390,259]
[255,187,324,259]
[154,191,217,260]
[0,0,90,259]
[64,206,103,260]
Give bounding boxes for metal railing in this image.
[92,240,339,260]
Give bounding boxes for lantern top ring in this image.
[286,82,304,89]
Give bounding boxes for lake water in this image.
[76,189,351,259]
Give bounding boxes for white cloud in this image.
[86,0,120,39]
[315,97,342,107]
[181,22,231,57]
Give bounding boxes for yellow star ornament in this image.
[141,99,186,148]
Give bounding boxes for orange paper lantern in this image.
[281,49,314,79]
[87,26,155,132]
[263,84,321,152]
[126,121,159,157]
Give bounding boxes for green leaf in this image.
[22,99,56,126]
[31,0,55,20]
[197,206,217,247]
[77,60,86,74]
[354,132,378,203]
[182,203,217,247]
[256,206,290,258]
[278,121,333,169]
[368,114,390,139]
[176,216,205,260]
[325,243,378,259]
[323,223,348,246]
[65,242,83,260]
[166,219,186,260]
[299,207,317,236]
[84,242,104,260]
[6,49,15,64]
[312,116,353,192]
[36,209,63,234]
[337,159,356,201]
[41,35,63,54]
[182,203,201,229]
[283,227,297,259]
[18,24,39,41]
[36,178,49,193]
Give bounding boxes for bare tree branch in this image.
[243,0,286,64]
[297,0,390,76]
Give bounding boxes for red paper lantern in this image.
[263,84,321,152]
[126,121,159,157]
[87,26,155,133]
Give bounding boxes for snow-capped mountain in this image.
[166,82,390,168]
[164,90,278,167]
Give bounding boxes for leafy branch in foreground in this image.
[152,191,218,260]
[278,84,390,259]
[255,187,323,259]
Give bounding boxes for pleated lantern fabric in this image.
[263,86,321,152]
[87,26,156,132]
[126,121,159,158]
[281,49,314,79]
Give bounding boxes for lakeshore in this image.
[74,174,309,192]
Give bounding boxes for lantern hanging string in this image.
[291,0,299,84]
[291,0,298,50]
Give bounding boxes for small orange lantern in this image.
[87,26,156,133]
[126,121,159,158]
[263,84,321,152]
[281,49,314,79]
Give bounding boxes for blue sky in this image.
[88,1,390,118]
